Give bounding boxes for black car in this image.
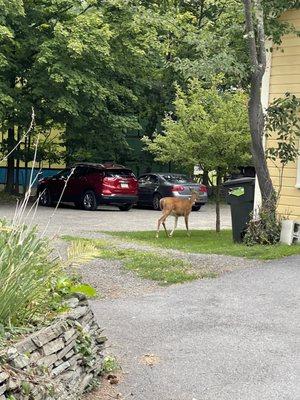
[137,173,208,211]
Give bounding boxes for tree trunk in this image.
[14,126,22,194]
[24,134,31,193]
[5,127,15,193]
[248,73,275,205]
[243,0,276,210]
[202,170,209,186]
[215,169,222,233]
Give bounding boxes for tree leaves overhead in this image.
[143,78,251,172]
[0,0,298,172]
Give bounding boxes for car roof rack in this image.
[71,162,127,170]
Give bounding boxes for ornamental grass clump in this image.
[0,219,59,327]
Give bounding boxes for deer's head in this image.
[189,188,200,204]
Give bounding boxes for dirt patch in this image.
[139,353,161,367]
[83,372,128,400]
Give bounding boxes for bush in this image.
[244,206,281,246]
[0,219,59,327]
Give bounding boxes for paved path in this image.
[2,202,299,400]
[91,256,300,400]
[0,203,231,236]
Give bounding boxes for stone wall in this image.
[0,294,106,399]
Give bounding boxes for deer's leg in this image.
[169,216,178,237]
[162,219,169,237]
[156,212,170,238]
[156,216,162,238]
[184,214,190,237]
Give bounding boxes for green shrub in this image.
[244,207,281,246]
[0,219,59,327]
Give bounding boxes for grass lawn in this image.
[63,236,213,285]
[108,230,300,260]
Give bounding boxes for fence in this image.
[0,167,61,190]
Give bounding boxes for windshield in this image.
[104,169,135,178]
[55,169,71,179]
[162,174,195,184]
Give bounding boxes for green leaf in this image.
[70,284,97,298]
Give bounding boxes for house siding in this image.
[267,9,300,220]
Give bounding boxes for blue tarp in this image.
[0,167,61,187]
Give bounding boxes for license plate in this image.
[120,183,129,188]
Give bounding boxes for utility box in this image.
[280,220,300,245]
[223,177,255,243]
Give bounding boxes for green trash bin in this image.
[223,177,255,243]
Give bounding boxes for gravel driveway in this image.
[90,255,300,400]
[0,203,231,236]
[3,201,298,400]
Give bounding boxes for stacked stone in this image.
[0,295,106,400]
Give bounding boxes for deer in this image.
[156,190,199,238]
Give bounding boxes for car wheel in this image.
[192,205,202,211]
[81,191,97,211]
[118,204,132,211]
[153,193,162,211]
[39,188,52,207]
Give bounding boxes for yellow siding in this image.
[267,9,300,220]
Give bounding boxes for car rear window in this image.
[162,174,195,184]
[104,169,135,178]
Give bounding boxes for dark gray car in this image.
[137,173,208,210]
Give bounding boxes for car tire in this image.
[39,188,52,207]
[192,205,202,211]
[118,204,132,211]
[81,191,97,211]
[153,193,162,211]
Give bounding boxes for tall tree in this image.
[243,0,275,207]
[0,0,164,192]
[143,79,251,232]
[242,0,299,209]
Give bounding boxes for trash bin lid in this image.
[223,177,255,187]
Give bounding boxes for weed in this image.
[102,355,120,374]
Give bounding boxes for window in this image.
[55,169,71,179]
[162,174,195,184]
[148,175,159,184]
[138,175,148,184]
[104,169,134,178]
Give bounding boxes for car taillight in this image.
[172,185,185,192]
[199,185,207,193]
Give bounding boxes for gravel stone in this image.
[63,328,76,342]
[32,321,67,347]
[0,372,9,384]
[36,353,58,368]
[15,337,36,354]
[11,354,30,369]
[50,361,70,377]
[64,298,79,309]
[42,338,64,356]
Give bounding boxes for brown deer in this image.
[156,190,199,238]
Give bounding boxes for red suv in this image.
[37,163,138,211]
